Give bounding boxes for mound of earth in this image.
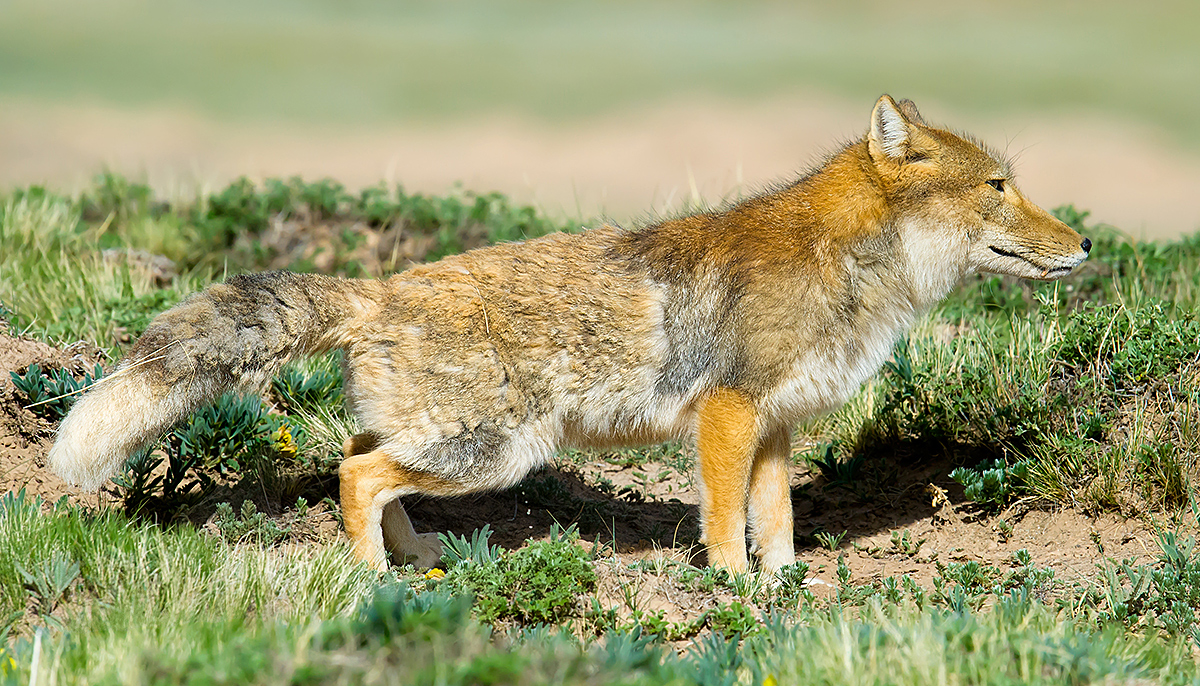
[0,328,105,508]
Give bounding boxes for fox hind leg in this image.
[747,426,796,574]
[380,499,444,569]
[339,433,447,571]
[696,387,760,574]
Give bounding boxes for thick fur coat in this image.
[50,96,1090,573]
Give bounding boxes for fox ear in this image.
[869,95,911,162]
[895,99,926,125]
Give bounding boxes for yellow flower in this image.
[424,568,446,580]
[272,424,298,458]
[763,676,778,686]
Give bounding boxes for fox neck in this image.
[804,143,971,310]
[896,216,972,309]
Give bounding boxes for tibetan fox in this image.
[50,96,1090,574]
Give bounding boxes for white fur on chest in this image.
[758,219,969,426]
[760,310,911,425]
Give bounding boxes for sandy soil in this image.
[2,94,1199,239]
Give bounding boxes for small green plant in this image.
[213,500,289,546]
[931,560,1006,611]
[439,524,500,568]
[890,529,926,557]
[1004,549,1056,598]
[324,583,476,647]
[949,459,1030,511]
[1089,531,1200,647]
[446,523,596,625]
[271,364,343,415]
[0,300,17,335]
[14,552,79,616]
[814,529,847,551]
[773,561,813,607]
[834,554,864,605]
[883,336,915,383]
[9,363,103,421]
[703,601,761,639]
[623,609,705,641]
[807,442,867,489]
[937,560,1000,592]
[110,448,172,514]
[673,563,732,595]
[996,519,1014,542]
[167,392,281,476]
[113,393,292,513]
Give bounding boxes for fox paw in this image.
[400,532,444,569]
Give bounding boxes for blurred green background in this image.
[2,0,1196,141]
[2,0,1198,235]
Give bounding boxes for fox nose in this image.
[1081,237,1092,253]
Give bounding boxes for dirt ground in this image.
[0,331,106,509]
[0,327,1161,612]
[2,94,1199,239]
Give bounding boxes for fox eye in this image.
[986,179,1005,193]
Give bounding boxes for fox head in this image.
[865,95,1090,297]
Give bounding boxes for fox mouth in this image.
[988,245,1077,280]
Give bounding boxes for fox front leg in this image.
[696,387,760,574]
[747,426,796,573]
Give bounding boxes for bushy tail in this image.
[49,271,383,491]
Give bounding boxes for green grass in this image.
[4,176,1200,683]
[1,1,1199,148]
[815,295,1200,516]
[0,191,206,352]
[6,492,1200,684]
[754,601,1191,686]
[0,490,379,686]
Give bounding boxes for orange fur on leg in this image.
[339,434,453,571]
[747,427,795,573]
[696,387,760,574]
[338,449,397,570]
